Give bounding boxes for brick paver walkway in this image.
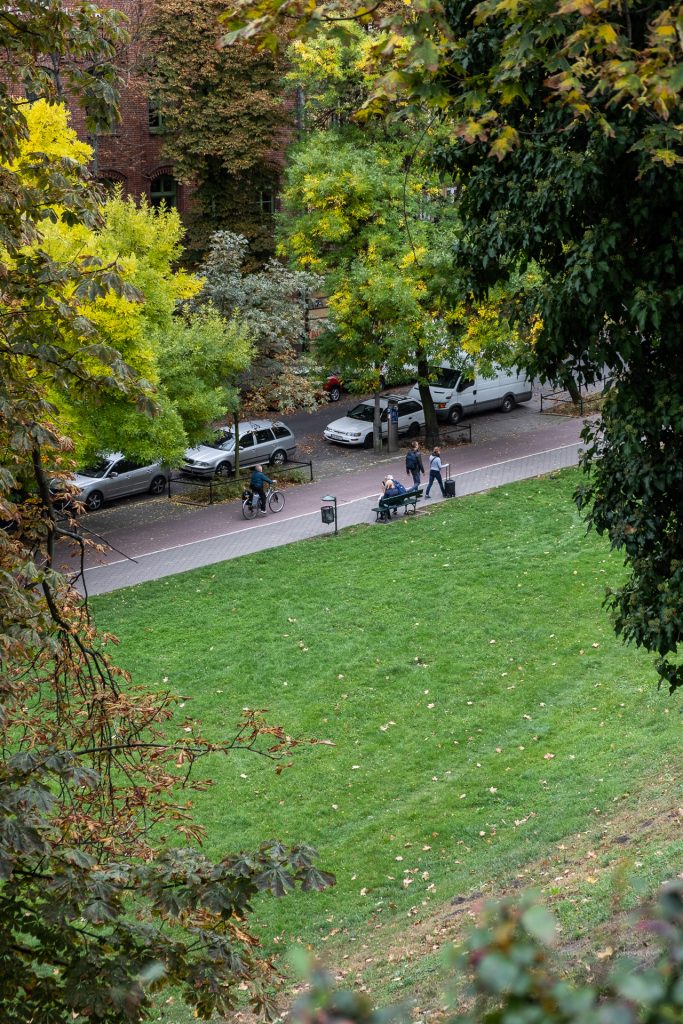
[68,414,587,596]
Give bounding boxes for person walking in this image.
[425,446,446,499]
[405,441,425,488]
[249,464,274,515]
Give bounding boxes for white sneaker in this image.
[259,510,267,516]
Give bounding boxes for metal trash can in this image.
[444,479,456,498]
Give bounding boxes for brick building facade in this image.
[63,0,190,215]
[28,0,292,262]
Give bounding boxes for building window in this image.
[416,193,434,222]
[97,173,126,197]
[259,190,276,216]
[148,99,166,134]
[150,174,178,210]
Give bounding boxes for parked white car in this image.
[408,362,532,424]
[50,453,169,512]
[181,420,297,477]
[324,396,424,448]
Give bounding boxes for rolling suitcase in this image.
[444,479,456,498]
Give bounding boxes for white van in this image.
[407,362,533,424]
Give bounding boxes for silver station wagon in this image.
[181,420,297,477]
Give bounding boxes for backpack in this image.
[406,450,417,471]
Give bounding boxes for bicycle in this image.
[241,483,285,520]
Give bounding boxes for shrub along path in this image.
[92,470,682,1013]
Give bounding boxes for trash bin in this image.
[445,479,456,497]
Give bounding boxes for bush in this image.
[289,883,683,1024]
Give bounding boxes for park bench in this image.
[372,487,423,522]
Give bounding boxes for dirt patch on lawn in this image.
[308,776,683,1018]
[216,774,682,1024]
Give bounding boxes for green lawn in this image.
[93,469,681,996]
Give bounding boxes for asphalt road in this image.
[280,378,554,474]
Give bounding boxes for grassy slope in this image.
[93,470,681,1009]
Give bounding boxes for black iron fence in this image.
[438,422,472,446]
[168,460,314,507]
[540,378,610,416]
[396,422,472,449]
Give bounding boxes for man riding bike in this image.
[249,465,275,516]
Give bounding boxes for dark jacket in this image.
[383,481,407,500]
[406,450,424,472]
[250,469,273,490]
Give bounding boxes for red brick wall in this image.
[65,0,192,214]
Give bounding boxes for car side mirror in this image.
[109,471,118,478]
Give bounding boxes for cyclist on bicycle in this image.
[249,465,275,516]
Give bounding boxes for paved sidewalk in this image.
[66,414,587,596]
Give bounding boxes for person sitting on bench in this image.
[379,476,407,515]
[381,476,406,499]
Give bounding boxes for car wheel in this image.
[329,385,341,402]
[447,405,463,425]
[407,421,421,438]
[149,474,167,496]
[84,490,104,512]
[215,461,232,477]
[501,393,516,413]
[363,432,374,449]
[270,449,288,466]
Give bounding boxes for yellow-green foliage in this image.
[6,98,92,177]
[3,101,248,465]
[41,194,201,386]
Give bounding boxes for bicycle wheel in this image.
[242,498,258,520]
[268,490,285,513]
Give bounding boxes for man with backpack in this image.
[405,441,425,487]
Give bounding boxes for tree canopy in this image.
[147,0,292,264]
[193,229,323,414]
[223,0,683,690]
[11,100,254,465]
[278,28,531,442]
[0,9,332,1022]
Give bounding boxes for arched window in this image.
[97,170,126,197]
[150,174,178,210]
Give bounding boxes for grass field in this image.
[92,469,682,1011]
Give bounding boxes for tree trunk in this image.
[562,372,581,406]
[417,355,440,447]
[234,413,241,478]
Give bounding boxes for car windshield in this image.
[431,368,461,389]
[347,404,376,422]
[79,458,113,478]
[202,430,233,450]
